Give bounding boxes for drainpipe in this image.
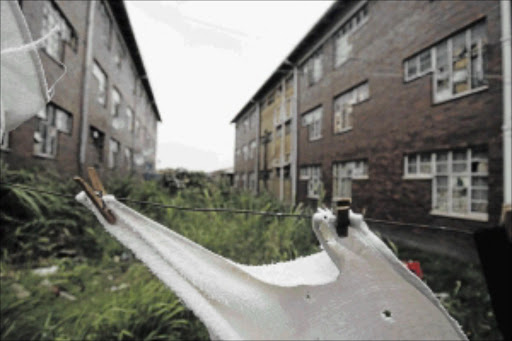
[500,0,512,233]
[280,78,286,201]
[78,1,96,174]
[255,101,260,194]
[291,66,299,206]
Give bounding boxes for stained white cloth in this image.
[77,192,467,340]
[1,0,49,141]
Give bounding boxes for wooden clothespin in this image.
[74,167,116,224]
[335,198,351,237]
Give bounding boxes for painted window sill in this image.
[33,153,56,160]
[432,86,489,105]
[430,210,488,222]
[403,175,433,180]
[334,127,352,135]
[308,136,323,142]
[352,176,369,180]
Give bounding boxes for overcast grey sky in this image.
[125,1,334,172]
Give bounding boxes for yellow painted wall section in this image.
[283,178,292,203]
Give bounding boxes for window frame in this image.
[92,61,108,106]
[332,160,369,200]
[403,21,488,103]
[41,1,78,62]
[403,148,489,221]
[108,138,120,169]
[34,105,58,158]
[333,82,369,134]
[333,3,369,68]
[110,87,122,117]
[300,165,323,199]
[301,106,323,141]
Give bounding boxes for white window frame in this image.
[111,88,121,117]
[250,140,257,160]
[124,147,132,170]
[333,82,369,134]
[304,49,323,86]
[302,107,323,141]
[41,1,75,61]
[332,160,368,200]
[92,62,107,105]
[431,149,488,221]
[34,105,58,158]
[126,107,134,132]
[108,138,120,169]
[55,107,72,134]
[404,148,488,221]
[333,3,368,68]
[403,21,488,102]
[403,153,434,179]
[242,145,249,161]
[300,165,323,199]
[1,131,10,150]
[404,48,434,82]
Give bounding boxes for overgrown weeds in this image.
[0,165,502,340]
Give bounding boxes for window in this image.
[89,127,105,163]
[243,145,249,161]
[405,49,433,81]
[41,1,77,61]
[302,106,322,141]
[134,119,140,139]
[108,138,120,169]
[235,148,241,160]
[405,148,488,219]
[111,88,121,117]
[304,49,323,86]
[404,153,433,178]
[249,172,256,192]
[332,160,368,199]
[433,149,488,218]
[34,105,64,157]
[250,140,257,159]
[98,1,111,49]
[333,82,369,133]
[55,107,72,134]
[92,62,107,105]
[300,165,322,199]
[124,147,132,170]
[126,107,134,132]
[404,21,487,102]
[276,125,282,139]
[1,131,10,150]
[114,34,126,69]
[266,92,275,106]
[333,4,368,67]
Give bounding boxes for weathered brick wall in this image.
[297,0,503,230]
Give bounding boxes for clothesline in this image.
[0,181,473,234]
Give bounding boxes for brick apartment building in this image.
[0,0,161,178]
[232,0,511,231]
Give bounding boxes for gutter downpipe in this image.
[78,1,96,174]
[291,66,299,206]
[255,101,260,194]
[500,0,512,233]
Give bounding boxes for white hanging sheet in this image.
[1,0,49,139]
[76,192,467,340]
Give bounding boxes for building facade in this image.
[232,0,510,231]
[1,0,161,178]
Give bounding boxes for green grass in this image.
[0,164,503,340]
